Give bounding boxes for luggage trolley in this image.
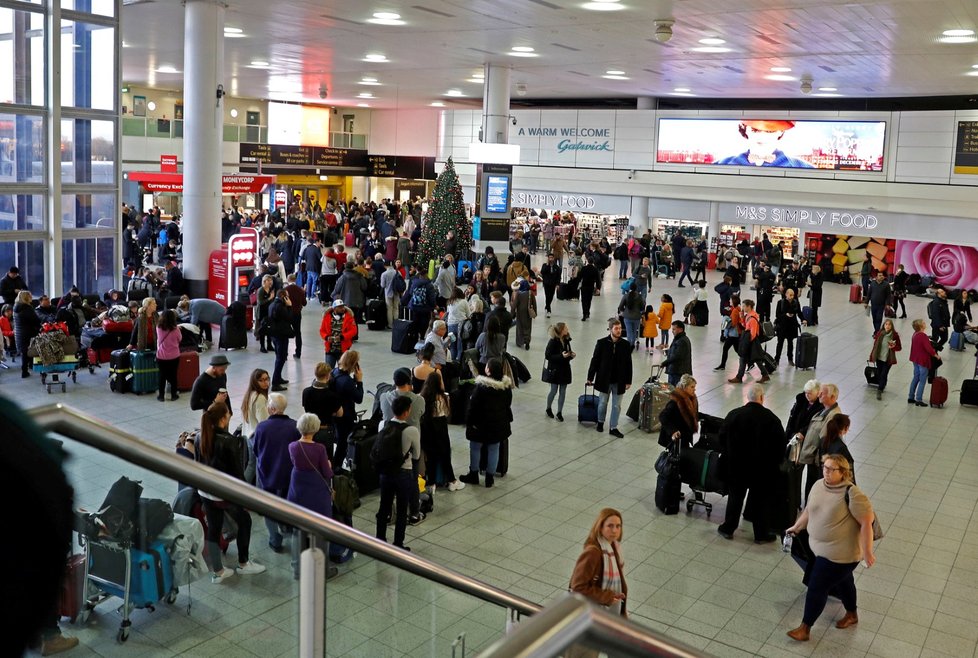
[32,356,82,393]
[681,414,727,516]
[76,531,179,643]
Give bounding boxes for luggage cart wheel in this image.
[686,501,693,513]
[165,588,178,604]
[117,623,130,643]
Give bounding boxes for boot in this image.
[41,633,80,656]
[786,623,811,642]
[459,471,479,485]
[835,611,858,629]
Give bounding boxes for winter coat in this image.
[587,336,633,395]
[775,298,802,339]
[465,375,514,444]
[544,336,574,385]
[332,270,367,309]
[13,301,41,356]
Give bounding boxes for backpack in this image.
[410,283,430,308]
[393,272,406,294]
[369,422,410,476]
[760,320,776,342]
[136,498,174,549]
[331,474,361,515]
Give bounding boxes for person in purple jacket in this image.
[252,392,300,552]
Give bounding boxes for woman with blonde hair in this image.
[658,374,699,449]
[569,508,627,616]
[543,322,574,421]
[128,296,158,352]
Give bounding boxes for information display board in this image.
[953,121,978,174]
[239,143,368,169]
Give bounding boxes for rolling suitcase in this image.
[929,376,948,407]
[109,349,132,393]
[479,438,508,476]
[88,538,175,608]
[578,384,599,424]
[391,318,418,354]
[176,351,199,392]
[344,232,355,248]
[865,363,879,387]
[758,349,777,375]
[218,315,248,350]
[130,350,159,395]
[59,553,87,622]
[654,471,682,515]
[680,448,726,494]
[849,284,862,303]
[794,332,818,370]
[950,331,966,351]
[366,299,388,331]
[348,418,381,495]
[960,380,978,406]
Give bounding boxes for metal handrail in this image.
[29,403,541,617]
[477,594,708,658]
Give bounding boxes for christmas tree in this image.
[416,157,471,265]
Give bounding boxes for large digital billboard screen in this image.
[657,118,886,171]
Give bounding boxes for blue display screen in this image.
[485,175,510,214]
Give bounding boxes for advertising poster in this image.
[657,119,885,170]
[806,234,894,278]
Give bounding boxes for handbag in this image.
[654,444,679,477]
[541,365,553,383]
[845,486,884,541]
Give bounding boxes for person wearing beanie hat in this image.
[190,354,232,413]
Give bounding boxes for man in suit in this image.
[717,383,786,543]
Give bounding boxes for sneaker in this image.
[236,561,266,575]
[408,513,426,526]
[41,633,79,656]
[211,568,235,584]
[596,422,604,433]
[717,528,734,540]
[609,428,624,439]
[546,311,551,318]
[447,480,466,491]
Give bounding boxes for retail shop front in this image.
[124,169,277,219]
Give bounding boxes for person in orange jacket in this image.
[319,299,357,367]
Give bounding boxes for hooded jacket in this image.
[465,375,513,444]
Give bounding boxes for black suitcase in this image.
[348,419,381,495]
[961,380,978,406]
[366,299,388,331]
[479,438,508,476]
[557,278,579,300]
[109,349,132,393]
[758,349,777,375]
[449,382,474,424]
[794,332,818,370]
[391,318,418,354]
[865,363,878,387]
[654,472,681,515]
[680,447,727,494]
[219,315,247,350]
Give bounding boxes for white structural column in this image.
[182,0,225,297]
[709,201,720,241]
[482,64,511,144]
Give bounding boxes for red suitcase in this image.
[849,284,862,304]
[930,376,948,407]
[176,351,200,392]
[344,232,356,248]
[59,553,87,622]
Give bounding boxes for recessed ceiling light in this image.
[943,29,975,36]
[511,46,534,52]
[446,89,464,97]
[602,75,629,80]
[972,64,978,69]
[818,86,837,91]
[690,46,732,53]
[147,101,157,111]
[764,74,796,81]
[224,26,242,33]
[363,53,388,62]
[671,91,695,97]
[368,12,405,25]
[582,1,624,10]
[430,101,446,107]
[940,35,977,43]
[814,93,842,97]
[967,71,978,76]
[229,108,238,118]
[770,66,792,72]
[357,103,370,107]
[155,65,179,73]
[224,32,246,38]
[122,41,130,47]
[467,78,485,84]
[357,92,374,98]
[359,77,381,85]
[509,51,539,57]
[699,37,725,45]
[472,72,484,78]
[673,87,691,92]
[606,69,625,75]
[939,29,976,43]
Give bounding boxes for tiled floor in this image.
[15,257,978,657]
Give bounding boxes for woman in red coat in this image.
[318,300,357,367]
[908,319,939,406]
[868,318,901,401]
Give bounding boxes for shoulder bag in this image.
[845,485,884,541]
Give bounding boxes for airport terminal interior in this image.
[5,0,978,656]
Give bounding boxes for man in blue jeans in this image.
[374,396,421,551]
[586,318,633,438]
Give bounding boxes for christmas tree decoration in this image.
[416,157,471,265]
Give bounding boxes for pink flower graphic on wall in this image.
[894,240,978,290]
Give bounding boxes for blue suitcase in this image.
[130,350,159,395]
[456,260,475,280]
[950,331,966,351]
[578,384,600,424]
[88,538,175,608]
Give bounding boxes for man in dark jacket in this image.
[717,384,785,543]
[540,254,561,318]
[677,240,695,288]
[754,264,776,322]
[928,286,951,348]
[586,318,632,438]
[0,266,27,305]
[402,269,436,335]
[164,260,187,296]
[658,321,692,386]
[866,272,891,334]
[301,236,323,299]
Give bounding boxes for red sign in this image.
[160,154,178,173]
[127,172,276,194]
[274,189,287,209]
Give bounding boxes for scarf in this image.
[596,537,623,612]
[671,387,699,432]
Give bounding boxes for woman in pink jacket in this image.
[908,319,939,407]
[156,309,183,401]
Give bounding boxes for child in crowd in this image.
[641,305,659,353]
[657,294,674,347]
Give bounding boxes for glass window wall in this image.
[60,117,115,184]
[0,193,44,231]
[61,192,115,229]
[60,19,114,111]
[61,236,113,293]
[0,7,46,106]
